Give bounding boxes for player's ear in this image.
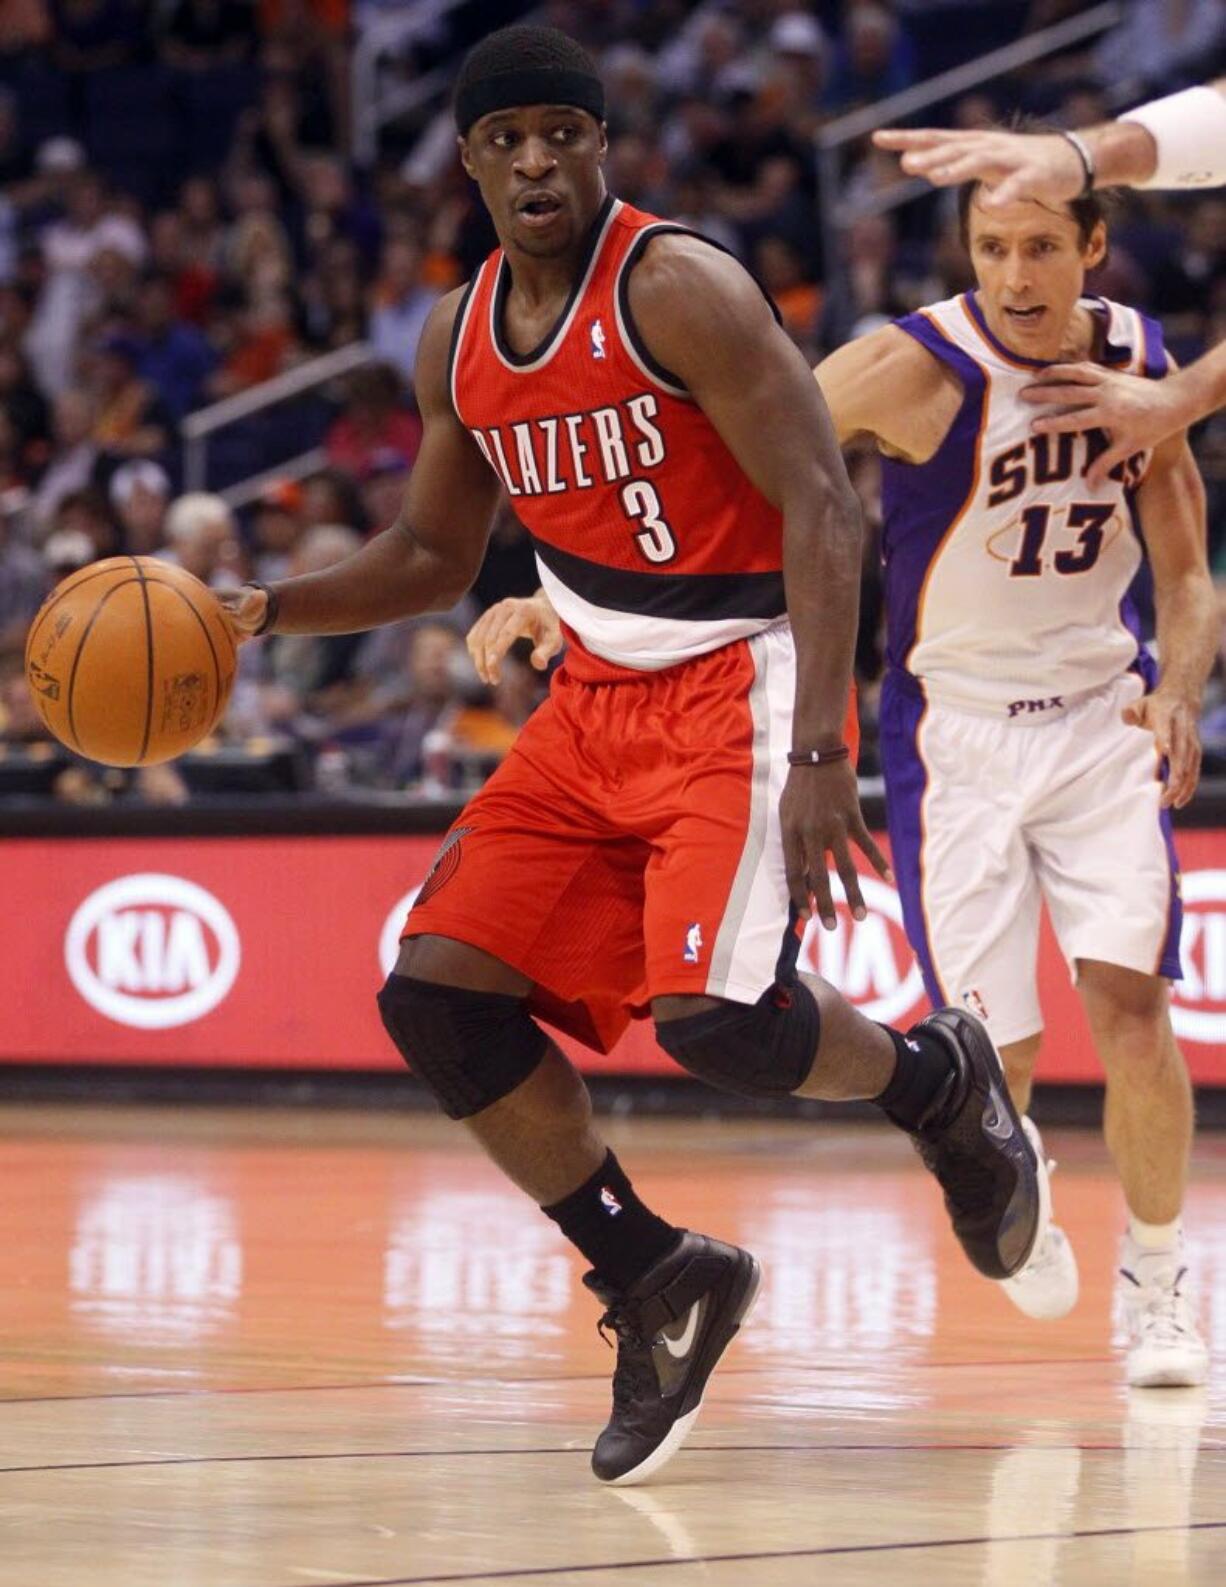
[1083,220,1107,271]
[597,120,608,163]
[458,135,477,180]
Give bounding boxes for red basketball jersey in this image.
[450,197,785,677]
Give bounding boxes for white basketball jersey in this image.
[880,291,1167,715]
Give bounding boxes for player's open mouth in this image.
[1003,305,1046,325]
[516,192,564,227]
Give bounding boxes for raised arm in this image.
[629,234,889,925]
[872,79,1226,204]
[1129,430,1217,809]
[225,290,503,638]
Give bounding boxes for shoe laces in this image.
[597,1302,657,1412]
[1015,1225,1065,1281]
[1121,1265,1196,1344]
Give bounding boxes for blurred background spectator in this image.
[0,0,1220,803]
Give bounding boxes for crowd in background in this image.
[0,0,1223,801]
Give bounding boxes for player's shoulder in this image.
[820,321,950,394]
[626,229,773,324]
[414,285,472,412]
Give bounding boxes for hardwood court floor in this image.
[2,1103,1225,1586]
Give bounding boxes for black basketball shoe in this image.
[584,1231,761,1486]
[900,1008,1050,1280]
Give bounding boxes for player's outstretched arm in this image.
[1130,431,1217,809]
[627,234,889,927]
[873,79,1226,204]
[224,291,502,639]
[1022,343,1226,485]
[467,590,562,685]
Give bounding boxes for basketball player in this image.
[873,83,1226,474]
[814,180,1216,1384]
[222,26,1045,1485]
[478,167,1217,1387]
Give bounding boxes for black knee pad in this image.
[655,982,820,1100]
[377,974,548,1119]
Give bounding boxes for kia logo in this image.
[799,873,925,1026]
[379,886,422,977]
[1172,869,1226,1044]
[65,874,240,1030]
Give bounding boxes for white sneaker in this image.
[1118,1240,1209,1388]
[1000,1119,1079,1320]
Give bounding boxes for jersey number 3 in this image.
[622,479,677,565]
[1010,502,1113,578]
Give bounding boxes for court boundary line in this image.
[3,1440,1222,1476]
[265,1520,1226,1586]
[0,1355,1117,1407]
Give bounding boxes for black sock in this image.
[542,1151,680,1291]
[874,1025,956,1131]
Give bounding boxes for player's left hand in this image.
[780,760,893,930]
[1122,688,1203,808]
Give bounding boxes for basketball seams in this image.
[25,560,137,660]
[66,579,142,756]
[150,579,229,731]
[131,557,155,765]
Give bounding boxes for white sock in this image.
[1128,1215,1182,1253]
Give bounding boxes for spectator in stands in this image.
[324,362,422,483]
[158,0,258,69]
[50,0,145,74]
[0,503,46,651]
[30,387,99,530]
[756,233,822,347]
[26,166,146,396]
[87,332,175,465]
[300,465,367,534]
[177,174,227,275]
[208,286,300,395]
[109,458,171,555]
[163,490,244,586]
[602,44,660,140]
[248,477,303,583]
[47,485,120,564]
[375,621,470,791]
[1092,0,1225,104]
[359,451,412,536]
[135,270,218,420]
[299,234,366,350]
[368,237,441,385]
[824,2,917,112]
[0,344,49,484]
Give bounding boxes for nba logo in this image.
[600,1186,623,1216]
[683,923,703,964]
[964,988,990,1021]
[589,318,607,359]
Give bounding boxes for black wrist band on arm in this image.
[787,745,850,767]
[1060,129,1095,197]
[243,580,279,636]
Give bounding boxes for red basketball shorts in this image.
[403,625,858,1053]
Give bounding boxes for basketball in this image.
[24,555,238,768]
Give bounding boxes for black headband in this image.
[455,67,605,137]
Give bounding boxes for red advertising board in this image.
[6,831,1226,1082]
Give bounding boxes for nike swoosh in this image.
[660,1302,701,1359]
[982,1085,1015,1143]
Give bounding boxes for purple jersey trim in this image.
[881,313,988,673]
[1136,310,1168,380]
[878,671,947,1008]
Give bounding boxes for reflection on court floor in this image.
[2,1105,1224,1586]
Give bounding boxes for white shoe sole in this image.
[999,1120,1078,1319]
[604,1266,763,1487]
[1127,1349,1209,1389]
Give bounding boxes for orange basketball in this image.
[24,556,238,767]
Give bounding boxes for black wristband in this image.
[243,580,280,636]
[1060,129,1095,197]
[787,744,850,767]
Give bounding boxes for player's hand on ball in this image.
[1123,689,1202,809]
[780,760,893,931]
[217,585,269,642]
[467,591,563,685]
